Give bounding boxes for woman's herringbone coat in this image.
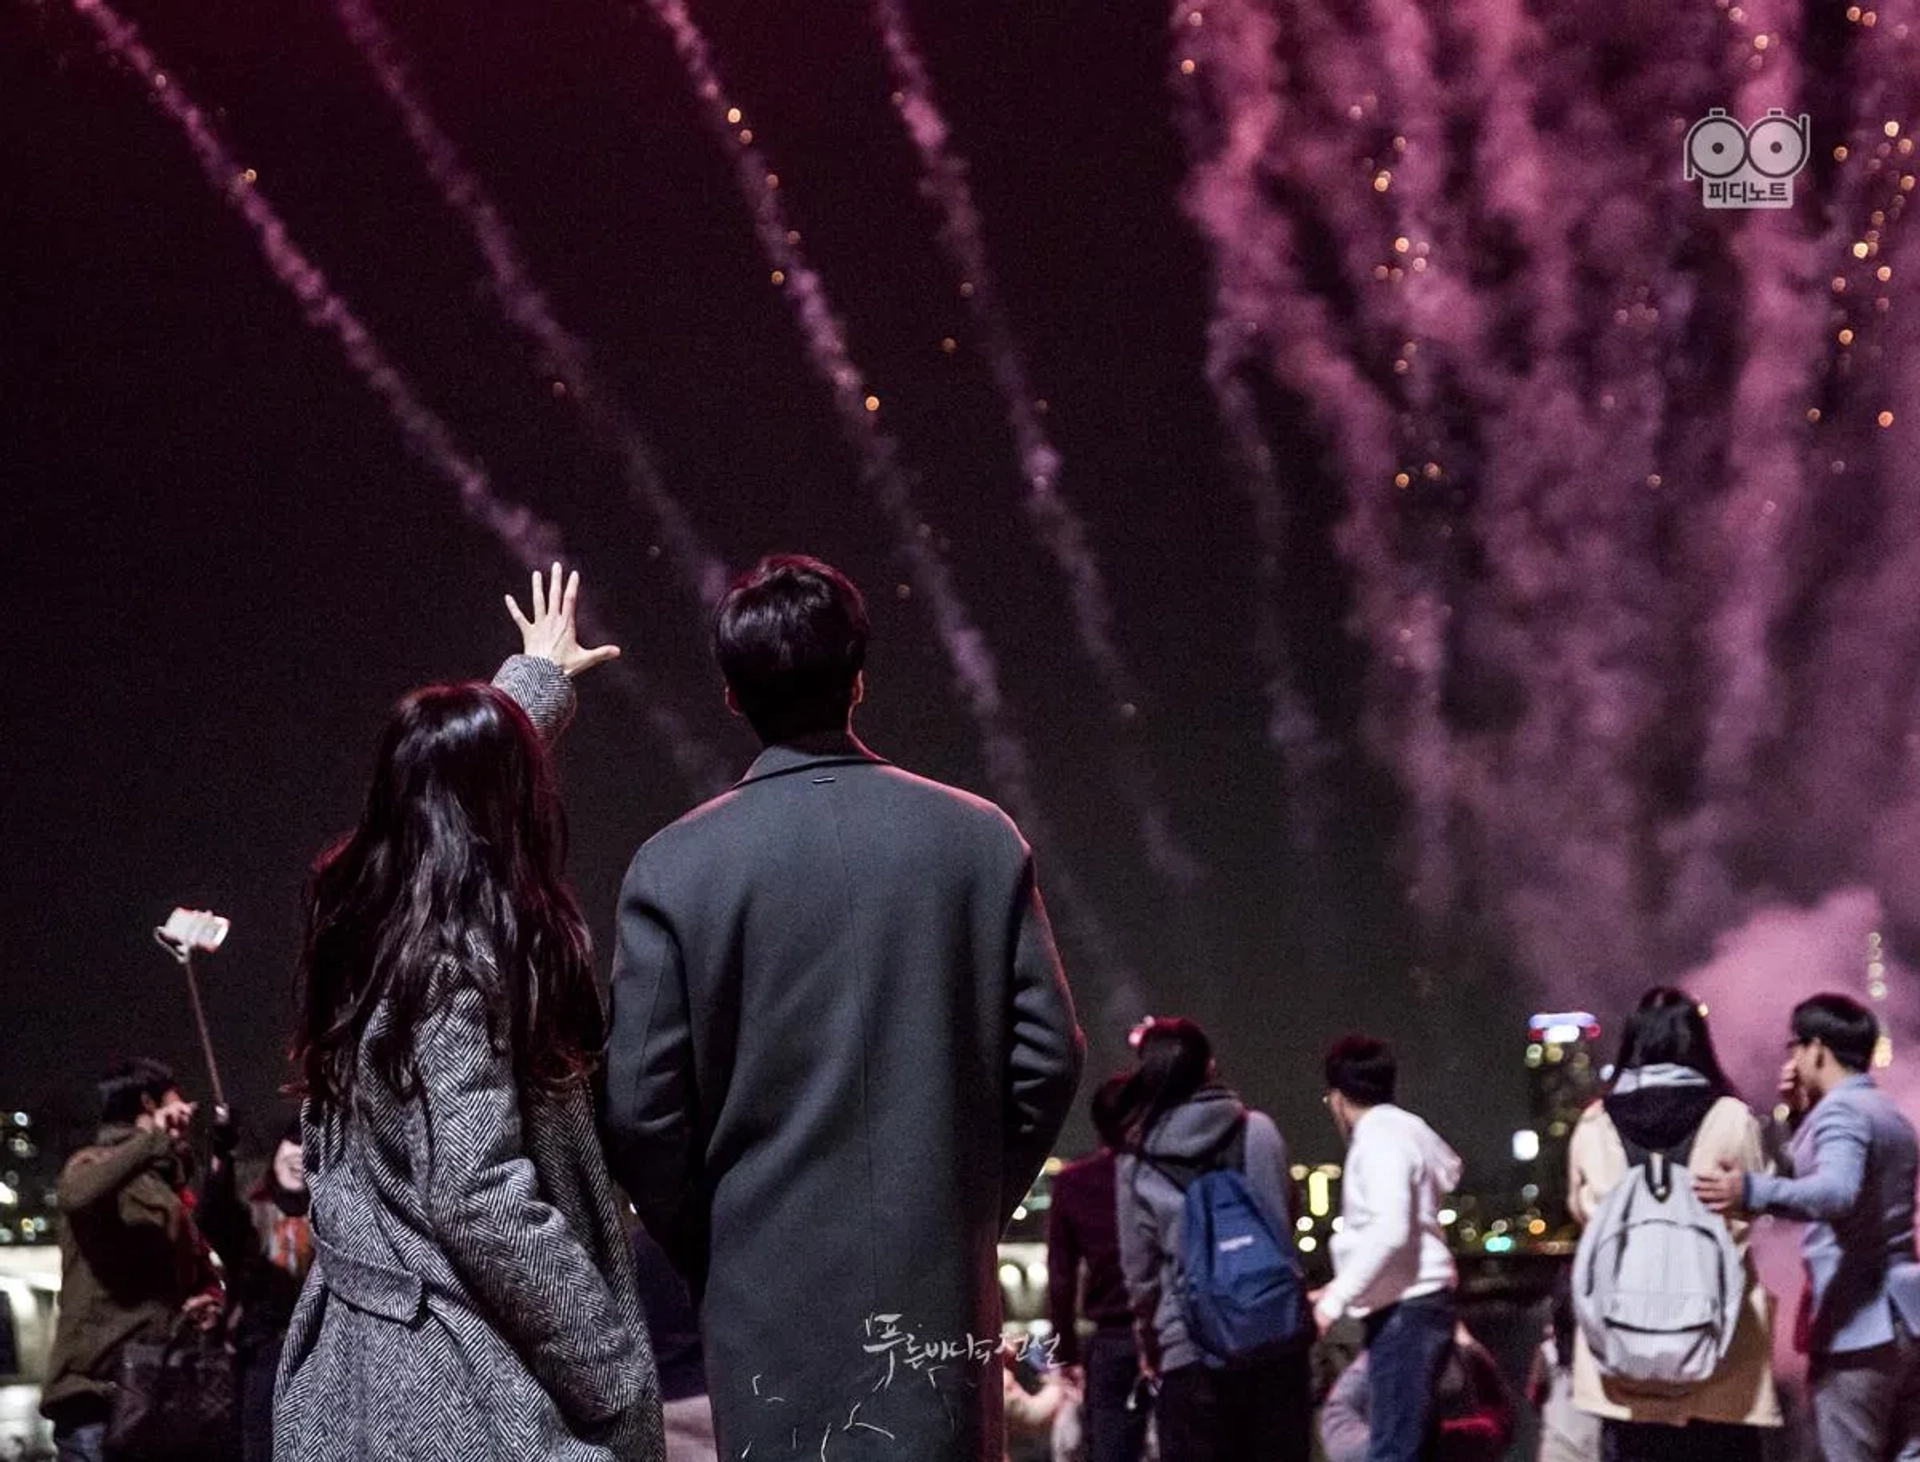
[273,657,665,1462]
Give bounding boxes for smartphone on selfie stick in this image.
[152,907,232,1120]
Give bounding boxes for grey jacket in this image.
[601,733,1084,1462]
[1746,1073,1920,1354]
[1116,1087,1293,1373]
[274,657,665,1462]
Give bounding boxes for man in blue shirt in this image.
[1697,993,1920,1460]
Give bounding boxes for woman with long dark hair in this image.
[1114,1017,1311,1462]
[275,567,664,1462]
[1566,987,1779,1461]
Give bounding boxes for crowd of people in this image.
[29,555,1920,1462]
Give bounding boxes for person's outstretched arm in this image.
[56,1129,173,1218]
[416,964,652,1430]
[197,1114,253,1277]
[601,850,703,1285]
[495,564,621,741]
[1743,1100,1870,1222]
[1002,846,1084,1228]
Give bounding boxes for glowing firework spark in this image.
[1170,0,1920,1014]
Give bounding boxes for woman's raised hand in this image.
[505,563,622,679]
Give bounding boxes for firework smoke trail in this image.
[1167,0,1342,852]
[1212,372,1340,849]
[1172,0,1461,910]
[61,0,731,797]
[331,0,730,610]
[1664,0,1917,952]
[1667,0,1831,930]
[1446,0,1919,998]
[1860,248,1920,927]
[866,0,1202,886]
[642,0,1145,1021]
[1180,0,1730,991]
[1440,0,1729,993]
[1179,0,1920,1009]
[1166,0,1369,857]
[1340,0,1491,924]
[1798,5,1920,923]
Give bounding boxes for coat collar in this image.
[737,731,888,788]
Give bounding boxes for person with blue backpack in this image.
[1115,1017,1312,1462]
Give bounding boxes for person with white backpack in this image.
[1566,988,1781,1462]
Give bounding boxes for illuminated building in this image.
[1519,1012,1603,1228]
[1868,930,1895,1069]
[1284,1161,1344,1279]
[0,1110,60,1459]
[0,1112,54,1247]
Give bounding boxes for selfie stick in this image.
[152,910,231,1114]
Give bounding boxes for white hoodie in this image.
[1316,1103,1463,1325]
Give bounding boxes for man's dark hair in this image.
[99,1058,179,1126]
[1325,1035,1396,1107]
[1792,993,1880,1073]
[713,555,870,744]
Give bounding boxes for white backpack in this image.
[1572,1142,1744,1394]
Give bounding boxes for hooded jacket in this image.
[1115,1085,1294,1373]
[1317,1103,1463,1324]
[1601,1062,1723,1157]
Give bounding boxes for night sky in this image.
[3,0,1540,1170]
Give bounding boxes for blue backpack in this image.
[1151,1118,1310,1366]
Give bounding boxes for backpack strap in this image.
[1222,1116,1249,1172]
[1620,1128,1700,1201]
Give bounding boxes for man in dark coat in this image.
[601,555,1085,1462]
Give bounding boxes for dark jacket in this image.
[201,1157,312,1357]
[1046,1150,1132,1365]
[273,656,665,1462]
[42,1126,222,1425]
[1116,1086,1294,1373]
[601,732,1085,1462]
[631,1229,705,1404]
